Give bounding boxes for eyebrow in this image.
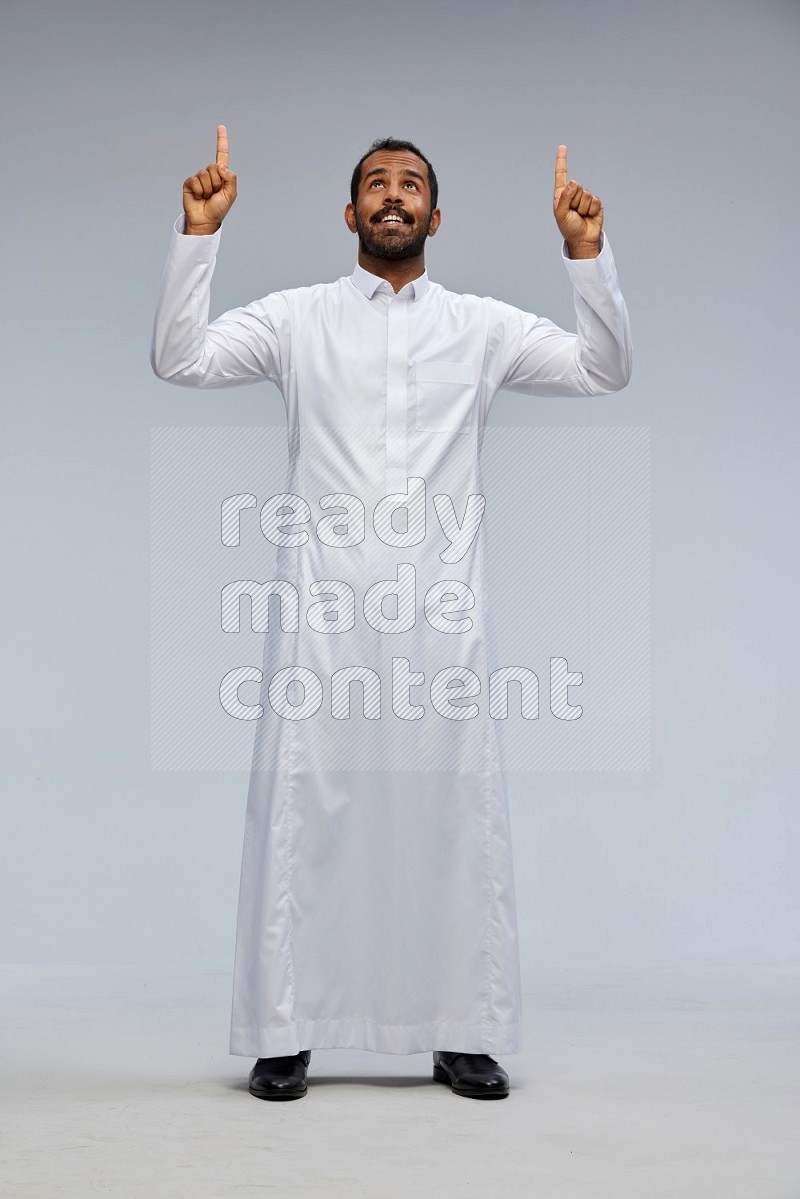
[363,166,425,183]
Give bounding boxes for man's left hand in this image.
[553,145,604,258]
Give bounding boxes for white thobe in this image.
[151,212,632,1057]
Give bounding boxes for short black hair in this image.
[350,137,438,211]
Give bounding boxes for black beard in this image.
[355,209,431,261]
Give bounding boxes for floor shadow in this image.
[227,1072,434,1093]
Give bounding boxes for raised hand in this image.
[182,125,238,235]
[553,144,604,258]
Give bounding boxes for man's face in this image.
[345,149,440,261]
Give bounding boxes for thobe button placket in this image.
[384,288,411,496]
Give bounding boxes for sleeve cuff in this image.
[561,230,618,293]
[170,211,223,255]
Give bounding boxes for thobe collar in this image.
[350,260,430,302]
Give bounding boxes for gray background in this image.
[2,0,797,982]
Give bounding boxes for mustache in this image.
[372,208,412,224]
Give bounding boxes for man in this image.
[150,127,632,1102]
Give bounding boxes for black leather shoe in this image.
[432,1050,509,1099]
[248,1050,311,1100]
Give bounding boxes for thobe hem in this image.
[229,1015,523,1057]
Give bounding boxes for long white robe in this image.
[151,213,632,1057]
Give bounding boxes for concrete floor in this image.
[1,964,797,1198]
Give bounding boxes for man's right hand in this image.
[182,125,237,235]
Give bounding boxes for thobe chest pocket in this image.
[413,361,476,433]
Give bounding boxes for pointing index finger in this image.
[216,124,229,168]
[554,144,567,192]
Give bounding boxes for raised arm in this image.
[150,125,288,389]
[490,145,632,398]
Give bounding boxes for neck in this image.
[357,249,426,294]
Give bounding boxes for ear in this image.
[344,202,357,234]
[427,207,441,237]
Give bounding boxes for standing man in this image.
[150,127,632,1101]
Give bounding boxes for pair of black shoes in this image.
[248,1049,509,1100]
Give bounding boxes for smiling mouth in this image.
[376,213,411,226]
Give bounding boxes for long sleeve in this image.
[488,231,633,398]
[149,213,289,389]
